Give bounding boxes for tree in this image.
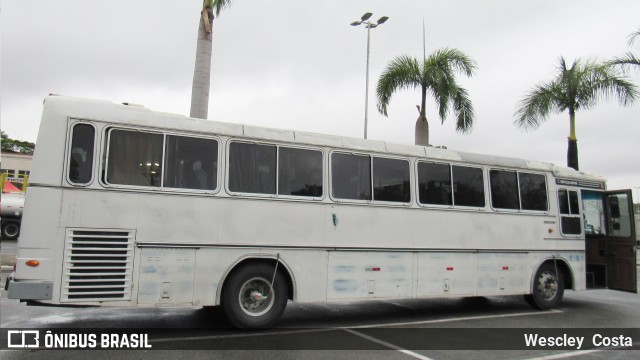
[190,0,233,119]
[1,131,35,154]
[376,48,476,146]
[611,27,640,74]
[515,57,637,170]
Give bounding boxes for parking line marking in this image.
[345,309,563,329]
[151,328,336,343]
[568,295,640,308]
[344,328,435,360]
[523,350,603,360]
[150,309,561,346]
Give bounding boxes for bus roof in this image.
[41,95,606,184]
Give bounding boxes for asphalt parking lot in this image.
[2,276,639,359]
[2,238,639,359]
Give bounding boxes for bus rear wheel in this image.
[221,263,288,329]
[525,262,564,310]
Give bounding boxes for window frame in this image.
[371,155,412,205]
[101,126,221,194]
[226,139,325,201]
[275,144,325,201]
[557,188,583,236]
[329,150,373,204]
[416,161,486,210]
[416,160,453,209]
[329,150,412,206]
[517,171,549,212]
[451,164,486,209]
[161,133,221,193]
[488,168,549,214]
[66,121,97,187]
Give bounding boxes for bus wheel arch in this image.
[525,259,571,310]
[217,256,295,328]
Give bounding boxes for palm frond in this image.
[610,52,640,73]
[515,56,638,131]
[627,27,640,47]
[428,48,477,77]
[453,87,474,133]
[376,55,422,116]
[577,61,637,110]
[514,81,561,130]
[431,83,451,123]
[376,49,476,142]
[212,0,233,16]
[427,67,454,122]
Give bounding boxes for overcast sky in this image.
[1,0,639,195]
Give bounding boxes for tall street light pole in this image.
[351,13,388,139]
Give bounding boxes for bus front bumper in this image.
[6,275,53,300]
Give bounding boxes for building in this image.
[1,152,32,191]
[1,152,32,176]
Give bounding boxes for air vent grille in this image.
[61,229,134,302]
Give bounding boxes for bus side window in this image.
[452,165,485,207]
[490,170,519,210]
[278,147,323,197]
[417,162,452,206]
[68,123,95,185]
[228,142,276,195]
[331,153,371,201]
[582,190,605,235]
[372,157,410,203]
[607,193,632,237]
[163,136,218,191]
[106,129,163,187]
[558,189,581,235]
[518,173,548,211]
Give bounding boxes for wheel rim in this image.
[536,270,558,301]
[4,224,19,238]
[238,276,274,317]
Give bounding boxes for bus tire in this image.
[525,262,564,310]
[221,263,288,329]
[1,221,20,240]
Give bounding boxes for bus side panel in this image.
[14,187,62,284]
[477,253,527,295]
[60,189,139,230]
[411,210,555,251]
[137,248,196,305]
[60,190,222,245]
[137,193,221,244]
[326,251,413,300]
[325,205,414,249]
[218,199,325,247]
[416,252,475,297]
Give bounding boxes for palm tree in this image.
[376,48,476,146]
[190,0,233,119]
[515,57,637,170]
[611,27,640,73]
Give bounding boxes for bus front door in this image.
[604,190,637,293]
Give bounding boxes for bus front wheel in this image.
[525,262,564,310]
[221,263,288,329]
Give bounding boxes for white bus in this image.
[7,96,637,328]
